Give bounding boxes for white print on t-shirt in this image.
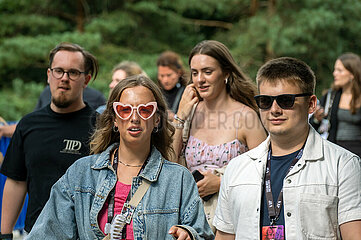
[60,139,82,155]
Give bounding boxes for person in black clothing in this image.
[310,53,361,156]
[0,85,105,138]
[156,51,187,119]
[0,42,98,237]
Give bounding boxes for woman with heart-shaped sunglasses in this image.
[27,75,214,240]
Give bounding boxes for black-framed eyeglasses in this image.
[50,68,86,81]
[254,93,312,110]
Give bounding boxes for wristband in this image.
[174,114,185,123]
[0,232,13,240]
[172,122,184,129]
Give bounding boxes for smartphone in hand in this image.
[192,170,204,182]
[192,170,215,201]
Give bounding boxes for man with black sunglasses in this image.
[214,57,361,240]
[0,42,98,238]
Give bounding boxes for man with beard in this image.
[0,42,98,238]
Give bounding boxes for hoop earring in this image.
[113,125,118,132]
[153,126,159,133]
[225,78,228,84]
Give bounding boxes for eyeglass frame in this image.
[254,93,312,110]
[113,102,158,120]
[49,67,86,81]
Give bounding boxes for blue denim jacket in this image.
[26,144,214,240]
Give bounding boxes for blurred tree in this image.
[0,0,361,120]
[221,0,361,95]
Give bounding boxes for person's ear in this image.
[308,95,317,114]
[47,68,51,84]
[83,74,91,88]
[154,113,161,127]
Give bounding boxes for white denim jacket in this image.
[214,126,361,240]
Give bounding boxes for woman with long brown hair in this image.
[311,52,361,156]
[172,40,267,231]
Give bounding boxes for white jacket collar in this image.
[247,125,324,162]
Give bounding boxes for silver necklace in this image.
[118,159,143,167]
[113,148,144,167]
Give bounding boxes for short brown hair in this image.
[256,57,315,94]
[49,42,98,80]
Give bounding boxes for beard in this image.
[51,94,74,108]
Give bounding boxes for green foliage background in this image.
[1,0,361,121]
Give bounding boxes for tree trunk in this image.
[265,0,276,60]
[250,0,259,16]
[76,0,86,32]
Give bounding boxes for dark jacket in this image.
[310,89,342,143]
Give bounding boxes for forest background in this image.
[1,0,361,121]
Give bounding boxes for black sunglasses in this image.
[254,93,312,110]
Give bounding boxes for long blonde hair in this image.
[90,75,175,160]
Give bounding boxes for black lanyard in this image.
[106,147,147,238]
[265,143,305,225]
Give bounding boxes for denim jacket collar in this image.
[91,144,114,170]
[91,143,163,182]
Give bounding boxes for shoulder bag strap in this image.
[324,89,332,115]
[182,102,198,146]
[128,179,151,207]
[177,102,198,167]
[325,90,336,121]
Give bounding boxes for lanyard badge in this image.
[262,225,285,240]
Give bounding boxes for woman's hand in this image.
[169,226,192,240]
[313,105,326,122]
[176,84,199,120]
[196,171,221,198]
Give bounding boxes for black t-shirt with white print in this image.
[0,104,96,232]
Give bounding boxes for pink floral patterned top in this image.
[185,135,248,173]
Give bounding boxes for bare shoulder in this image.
[233,102,266,149]
[227,101,262,132]
[230,101,259,119]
